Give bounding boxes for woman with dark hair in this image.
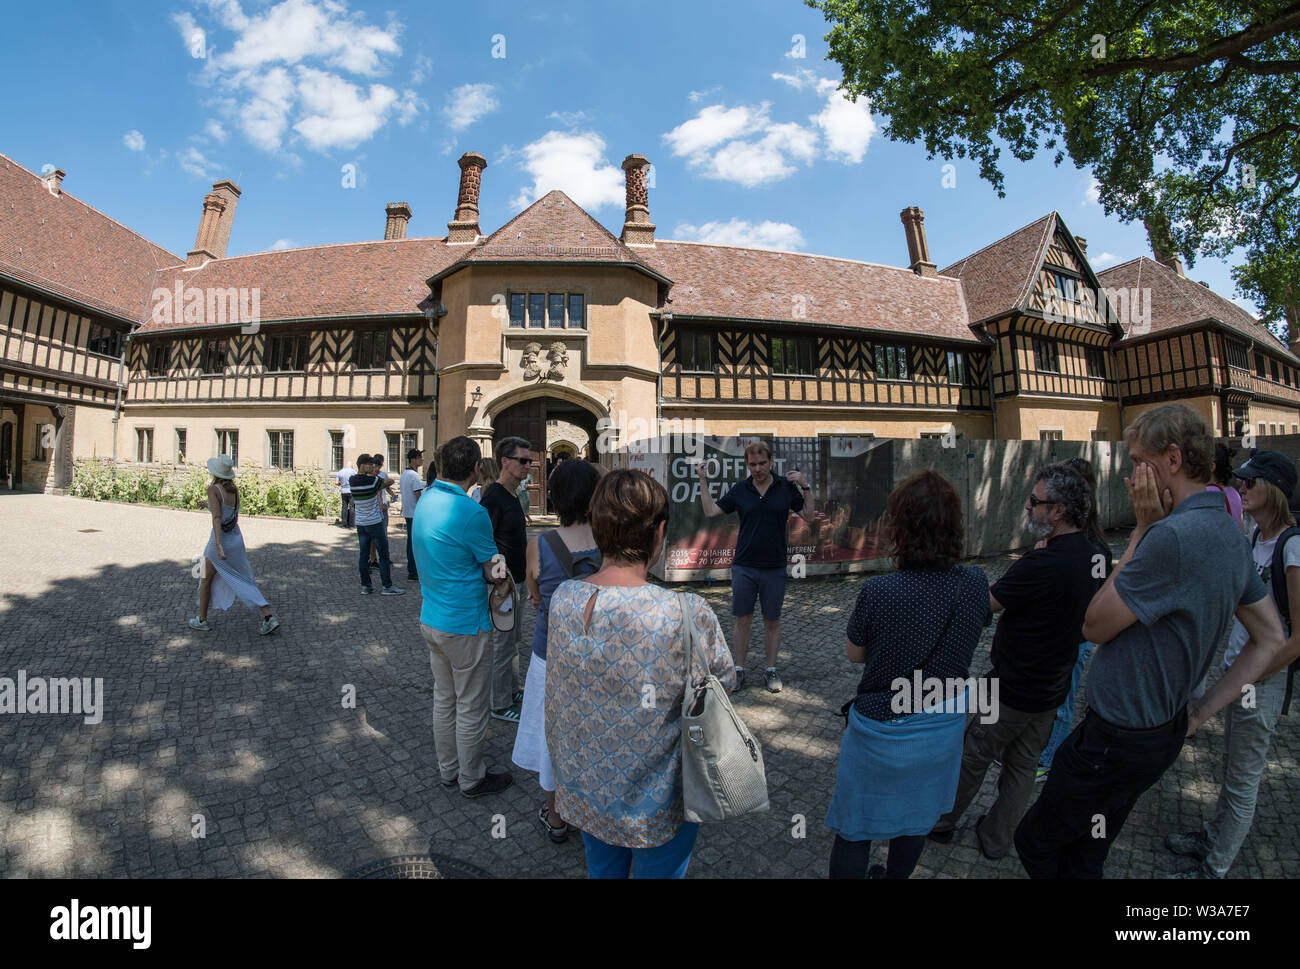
[513,459,603,844]
[423,451,438,488]
[545,469,734,878]
[825,469,991,879]
[1036,456,1113,778]
[1207,442,1244,531]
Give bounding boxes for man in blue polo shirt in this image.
[697,440,811,693]
[412,436,515,799]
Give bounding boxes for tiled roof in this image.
[434,191,666,281]
[1098,257,1297,363]
[939,213,1056,326]
[138,238,457,333]
[0,152,182,323]
[641,241,979,344]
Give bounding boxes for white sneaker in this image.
[189,617,211,631]
[259,616,280,635]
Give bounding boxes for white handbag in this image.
[676,592,770,822]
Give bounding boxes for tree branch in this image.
[1205,123,1300,193]
[988,0,1085,69]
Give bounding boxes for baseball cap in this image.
[407,448,423,460]
[1234,450,1298,499]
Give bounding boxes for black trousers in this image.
[1014,706,1187,878]
[829,834,926,879]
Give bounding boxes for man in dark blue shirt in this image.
[697,441,810,693]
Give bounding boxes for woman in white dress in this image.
[189,455,281,635]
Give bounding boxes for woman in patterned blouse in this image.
[545,469,735,879]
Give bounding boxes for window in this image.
[329,431,344,472]
[1085,346,1107,378]
[1269,423,1277,436]
[216,429,238,465]
[508,293,526,328]
[548,294,565,327]
[1033,337,1059,373]
[136,427,154,462]
[353,330,390,369]
[1048,270,1079,302]
[86,323,123,357]
[1294,424,1299,435]
[202,339,228,375]
[568,294,585,329]
[1039,429,1064,441]
[678,328,713,372]
[1271,359,1280,382]
[771,334,815,375]
[1225,338,1249,370]
[946,350,968,385]
[1255,353,1267,378]
[528,293,546,328]
[386,431,418,471]
[1259,422,1266,438]
[874,344,909,380]
[176,428,187,463]
[264,333,311,372]
[268,431,294,470]
[147,344,170,377]
[32,423,47,461]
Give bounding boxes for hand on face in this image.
[1125,461,1173,530]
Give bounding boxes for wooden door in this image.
[0,421,11,488]
[494,398,547,515]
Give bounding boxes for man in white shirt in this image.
[400,448,426,581]
[336,460,356,526]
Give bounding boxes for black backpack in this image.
[1251,525,1300,715]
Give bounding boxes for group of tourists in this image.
[184,401,1298,880]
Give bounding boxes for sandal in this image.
[537,805,570,844]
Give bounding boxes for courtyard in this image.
[0,493,1296,879]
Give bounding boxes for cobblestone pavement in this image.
[1,494,1296,879]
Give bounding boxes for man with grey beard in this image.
[929,462,1101,859]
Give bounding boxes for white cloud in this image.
[442,83,499,131]
[772,69,818,91]
[664,104,766,158]
[269,238,298,250]
[178,147,218,179]
[547,109,592,128]
[1083,175,1101,206]
[172,0,420,155]
[813,88,876,164]
[511,131,625,211]
[410,54,432,85]
[1091,251,1118,268]
[123,130,146,151]
[687,86,720,103]
[674,219,806,251]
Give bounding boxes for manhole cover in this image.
[345,853,492,879]
[78,528,101,533]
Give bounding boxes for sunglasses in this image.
[509,455,533,466]
[1027,494,1057,508]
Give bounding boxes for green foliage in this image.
[70,461,338,520]
[810,0,1300,331]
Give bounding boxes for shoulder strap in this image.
[913,570,964,673]
[1269,526,1300,631]
[677,591,701,683]
[542,530,576,578]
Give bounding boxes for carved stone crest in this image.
[546,341,569,381]
[521,342,542,380]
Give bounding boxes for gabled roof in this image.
[1098,256,1297,363]
[0,152,183,324]
[939,213,1056,326]
[429,190,668,283]
[137,238,457,334]
[642,240,978,344]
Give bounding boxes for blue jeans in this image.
[357,522,392,589]
[1039,641,1095,769]
[581,822,700,879]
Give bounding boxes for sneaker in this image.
[732,668,747,693]
[1035,766,1050,783]
[381,586,405,596]
[513,690,525,706]
[1165,830,1212,860]
[537,805,570,844]
[764,668,783,693]
[439,774,459,790]
[1169,860,1221,879]
[490,702,522,724]
[259,615,280,636]
[927,827,954,844]
[461,769,513,799]
[406,574,419,582]
[188,617,211,631]
[361,586,374,595]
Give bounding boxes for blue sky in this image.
[0,0,1257,312]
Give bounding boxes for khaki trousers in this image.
[422,623,492,791]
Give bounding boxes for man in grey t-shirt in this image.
[1015,403,1285,879]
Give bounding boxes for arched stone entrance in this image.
[488,394,602,514]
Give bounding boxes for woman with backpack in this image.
[1166,450,1299,878]
[512,458,603,844]
[189,455,280,635]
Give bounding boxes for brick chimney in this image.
[447,152,487,244]
[1144,215,1184,277]
[1074,235,1087,256]
[43,169,66,196]
[900,207,937,277]
[186,179,242,268]
[384,202,412,240]
[620,154,655,247]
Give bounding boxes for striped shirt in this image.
[349,474,385,526]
